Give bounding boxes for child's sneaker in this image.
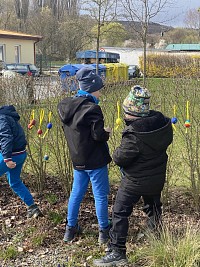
[27,204,43,218]
[93,250,127,266]
[63,224,81,242]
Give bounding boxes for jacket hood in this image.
[125,111,173,151]
[0,105,20,121]
[57,97,88,124]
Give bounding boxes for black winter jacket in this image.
[113,111,173,195]
[0,105,27,161]
[58,96,112,170]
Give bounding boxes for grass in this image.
[0,246,19,260]
[45,193,58,204]
[31,234,47,247]
[131,226,200,267]
[48,210,64,225]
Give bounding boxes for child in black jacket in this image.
[0,105,42,218]
[58,67,112,244]
[94,85,173,266]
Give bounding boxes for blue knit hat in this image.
[76,67,104,93]
[123,85,151,117]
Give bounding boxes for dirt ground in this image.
[0,175,199,267]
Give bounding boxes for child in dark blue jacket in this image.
[0,105,42,218]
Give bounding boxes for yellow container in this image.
[103,63,128,82]
[117,63,129,81]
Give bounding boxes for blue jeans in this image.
[67,165,109,229]
[0,152,34,206]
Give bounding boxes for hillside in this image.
[118,20,173,34]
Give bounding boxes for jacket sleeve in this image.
[0,117,13,161]
[87,105,110,142]
[113,132,140,167]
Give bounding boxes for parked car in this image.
[128,65,141,79]
[3,63,40,77]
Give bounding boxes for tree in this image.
[28,7,59,59]
[121,0,173,86]
[58,16,94,61]
[34,0,79,19]
[0,0,17,30]
[80,0,118,73]
[165,28,199,44]
[184,8,200,39]
[14,0,30,30]
[92,22,127,46]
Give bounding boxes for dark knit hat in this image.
[123,85,151,117]
[76,67,104,93]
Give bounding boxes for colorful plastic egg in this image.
[37,129,43,135]
[171,117,178,124]
[47,122,52,129]
[31,119,36,125]
[184,120,191,128]
[44,155,49,161]
[116,118,122,125]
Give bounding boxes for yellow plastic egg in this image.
[116,118,122,125]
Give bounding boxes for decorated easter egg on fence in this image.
[116,118,122,125]
[28,124,32,129]
[31,119,36,125]
[184,120,191,128]
[47,122,52,129]
[171,117,178,124]
[37,129,43,135]
[44,155,49,161]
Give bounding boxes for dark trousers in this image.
[110,185,162,251]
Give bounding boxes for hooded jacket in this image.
[113,110,173,195]
[0,105,27,162]
[58,96,112,170]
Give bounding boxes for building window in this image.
[15,45,21,63]
[0,45,5,61]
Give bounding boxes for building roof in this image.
[0,29,42,42]
[166,44,200,51]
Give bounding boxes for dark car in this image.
[4,63,40,77]
[128,65,141,79]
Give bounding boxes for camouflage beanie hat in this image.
[123,85,151,117]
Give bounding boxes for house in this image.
[0,30,42,65]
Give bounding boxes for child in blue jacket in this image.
[0,105,42,218]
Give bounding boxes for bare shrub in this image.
[1,75,199,207]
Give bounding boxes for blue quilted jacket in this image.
[0,105,26,161]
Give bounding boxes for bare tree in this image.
[14,0,30,30]
[34,0,79,19]
[121,0,173,86]
[58,16,94,61]
[0,0,17,30]
[80,0,118,73]
[184,8,200,38]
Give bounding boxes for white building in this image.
[102,47,142,66]
[102,45,200,67]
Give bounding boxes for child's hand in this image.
[104,127,112,137]
[6,161,17,169]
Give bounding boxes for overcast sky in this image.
[158,0,200,27]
